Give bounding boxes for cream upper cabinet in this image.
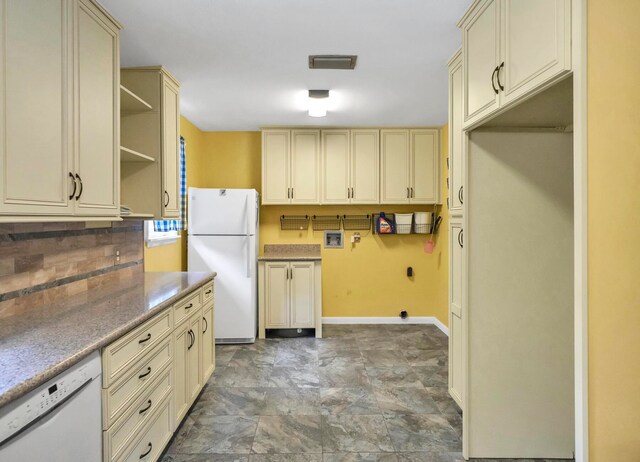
[448,49,464,215]
[350,130,380,204]
[161,76,180,218]
[0,0,120,220]
[262,130,291,204]
[449,219,464,409]
[74,0,119,217]
[321,130,350,204]
[262,129,320,204]
[459,0,571,129]
[290,130,320,204]
[381,129,440,204]
[500,0,571,105]
[380,130,410,204]
[120,67,181,219]
[410,129,440,204]
[460,0,500,128]
[321,129,379,205]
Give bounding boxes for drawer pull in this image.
[138,367,152,380]
[139,442,152,459]
[138,399,152,415]
[203,316,208,334]
[185,303,193,310]
[138,333,152,344]
[205,289,212,295]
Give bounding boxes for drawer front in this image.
[173,290,202,326]
[118,395,173,462]
[103,337,172,428]
[202,281,214,303]
[103,309,172,387]
[105,366,173,461]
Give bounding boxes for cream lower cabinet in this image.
[448,219,464,409]
[261,129,320,205]
[459,0,571,129]
[0,0,120,220]
[102,280,215,462]
[259,260,322,339]
[380,129,440,204]
[321,129,379,204]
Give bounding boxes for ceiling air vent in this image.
[308,55,357,70]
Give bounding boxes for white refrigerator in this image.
[187,188,259,343]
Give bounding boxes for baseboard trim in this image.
[322,316,449,336]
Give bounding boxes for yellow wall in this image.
[145,123,450,324]
[587,1,640,459]
[156,127,450,323]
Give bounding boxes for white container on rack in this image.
[414,212,432,234]
[395,213,413,234]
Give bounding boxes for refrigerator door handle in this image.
[245,195,251,278]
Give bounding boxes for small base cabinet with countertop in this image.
[101,278,215,462]
[258,245,323,339]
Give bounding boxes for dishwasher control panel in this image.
[0,351,101,445]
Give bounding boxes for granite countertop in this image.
[258,244,322,261]
[0,270,215,408]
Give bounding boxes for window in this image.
[144,136,187,247]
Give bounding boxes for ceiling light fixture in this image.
[308,90,329,117]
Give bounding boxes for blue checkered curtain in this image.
[153,136,187,232]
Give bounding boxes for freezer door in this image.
[188,188,258,236]
[188,235,257,342]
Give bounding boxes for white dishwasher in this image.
[0,351,102,462]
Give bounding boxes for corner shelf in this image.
[120,146,155,163]
[120,85,152,113]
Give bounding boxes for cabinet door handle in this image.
[291,188,294,199]
[188,329,195,350]
[410,187,414,198]
[68,172,77,200]
[491,66,499,94]
[138,333,151,344]
[138,399,152,415]
[202,316,208,334]
[351,187,354,198]
[347,188,350,199]
[164,190,170,207]
[406,187,410,198]
[458,186,464,204]
[138,367,152,380]
[185,303,193,310]
[139,442,152,459]
[74,174,83,200]
[205,289,212,295]
[497,62,505,91]
[458,229,464,248]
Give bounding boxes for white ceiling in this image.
[101,0,471,131]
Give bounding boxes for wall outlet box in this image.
[324,231,344,249]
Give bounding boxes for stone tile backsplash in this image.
[0,221,144,305]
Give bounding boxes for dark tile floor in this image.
[161,324,572,462]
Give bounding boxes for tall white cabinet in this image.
[0,0,120,220]
[452,0,575,458]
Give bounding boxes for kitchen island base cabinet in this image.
[258,260,322,339]
[101,279,215,462]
